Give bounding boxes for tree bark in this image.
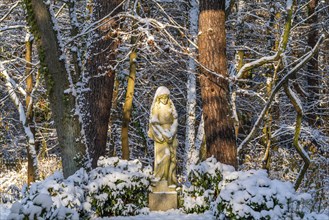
[306,0,319,126]
[24,0,85,177]
[84,0,122,167]
[198,0,237,168]
[25,32,36,184]
[121,46,137,160]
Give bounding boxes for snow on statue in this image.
[148,86,178,186]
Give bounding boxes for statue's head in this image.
[155,86,170,105]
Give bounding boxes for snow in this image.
[286,0,293,10]
[0,203,11,220]
[185,0,199,175]
[288,85,303,114]
[33,194,53,211]
[214,169,322,219]
[3,157,329,219]
[238,34,325,152]
[99,210,215,220]
[1,62,39,173]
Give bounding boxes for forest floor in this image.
[0,204,215,220]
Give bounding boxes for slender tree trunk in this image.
[25,32,36,184]
[198,0,237,168]
[262,4,280,170]
[84,0,123,167]
[24,0,85,177]
[121,2,140,160]
[306,0,319,126]
[122,40,137,160]
[108,76,120,157]
[185,0,198,170]
[232,0,246,139]
[1,62,39,181]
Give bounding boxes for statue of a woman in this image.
[148,86,178,186]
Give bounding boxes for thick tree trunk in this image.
[198,0,237,168]
[85,0,122,167]
[306,0,319,126]
[24,0,85,177]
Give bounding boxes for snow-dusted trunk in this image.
[185,0,199,172]
[232,0,246,138]
[24,0,85,177]
[68,0,82,80]
[84,0,123,167]
[25,32,37,184]
[261,3,282,170]
[283,83,311,190]
[1,62,39,180]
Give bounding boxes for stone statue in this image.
[148,86,178,186]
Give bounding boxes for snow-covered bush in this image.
[85,157,151,217]
[0,157,61,203]
[8,169,87,219]
[213,169,315,219]
[8,157,151,219]
[181,157,235,213]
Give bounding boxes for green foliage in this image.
[85,157,151,217]
[181,157,233,214]
[8,157,151,219]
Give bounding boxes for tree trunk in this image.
[306,0,319,126]
[84,0,122,167]
[185,0,198,171]
[25,32,36,184]
[121,46,137,160]
[24,0,85,177]
[198,0,237,168]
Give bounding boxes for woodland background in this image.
[0,0,328,217]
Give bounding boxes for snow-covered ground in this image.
[0,203,11,220]
[100,210,214,220]
[0,204,213,220]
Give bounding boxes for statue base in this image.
[149,180,177,211]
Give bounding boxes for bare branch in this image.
[0,1,20,23]
[238,34,325,152]
[235,0,295,79]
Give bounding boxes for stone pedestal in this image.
[149,180,177,211]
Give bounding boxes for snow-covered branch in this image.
[235,0,295,79]
[0,25,25,32]
[0,1,20,23]
[65,0,127,45]
[238,34,325,152]
[283,82,310,190]
[0,62,39,179]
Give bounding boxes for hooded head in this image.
[151,86,170,105]
[149,86,177,124]
[155,86,170,97]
